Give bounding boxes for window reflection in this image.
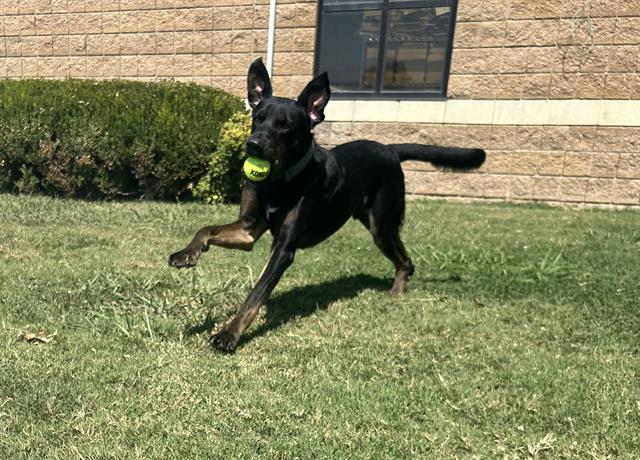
[317,1,455,97]
[383,7,451,92]
[318,11,382,92]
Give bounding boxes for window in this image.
[315,0,457,99]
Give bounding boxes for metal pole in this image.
[266,0,277,76]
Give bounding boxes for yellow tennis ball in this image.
[243,156,271,182]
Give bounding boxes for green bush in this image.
[0,79,243,199]
[193,111,251,204]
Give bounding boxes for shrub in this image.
[0,79,243,199]
[193,111,251,204]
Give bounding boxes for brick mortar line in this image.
[457,16,639,24]
[1,50,312,54]
[0,6,274,17]
[407,185,636,207]
[404,150,639,154]
[400,146,639,151]
[325,122,638,128]
[452,44,640,50]
[449,73,636,76]
[1,51,344,58]
[4,11,633,21]
[438,98,640,101]
[452,44,640,49]
[1,26,310,36]
[28,73,302,78]
[450,71,639,75]
[403,169,638,180]
[5,9,625,20]
[456,15,630,23]
[405,194,640,209]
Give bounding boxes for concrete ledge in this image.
[546,100,602,126]
[493,100,548,125]
[353,100,399,122]
[397,101,446,123]
[444,100,495,124]
[325,99,640,127]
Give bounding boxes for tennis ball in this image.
[243,156,271,182]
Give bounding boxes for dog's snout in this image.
[246,138,264,157]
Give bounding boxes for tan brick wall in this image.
[2,0,639,207]
[309,0,639,207]
[314,122,640,206]
[0,0,317,98]
[450,0,640,100]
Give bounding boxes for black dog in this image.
[169,58,485,352]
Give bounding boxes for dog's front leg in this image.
[168,217,266,268]
[169,185,266,268]
[210,239,296,352]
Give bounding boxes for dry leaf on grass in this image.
[22,330,56,344]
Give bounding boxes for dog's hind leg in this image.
[358,186,414,295]
[370,227,415,295]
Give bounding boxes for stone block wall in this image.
[0,0,317,97]
[1,0,639,206]
[312,0,640,207]
[449,0,640,100]
[313,122,640,206]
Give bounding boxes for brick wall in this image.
[314,122,640,206]
[1,0,639,207]
[0,0,317,98]
[449,0,640,100]
[313,0,640,207]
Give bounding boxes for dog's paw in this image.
[209,330,238,353]
[168,249,199,268]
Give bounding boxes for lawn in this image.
[0,194,638,458]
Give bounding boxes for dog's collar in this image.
[280,141,315,182]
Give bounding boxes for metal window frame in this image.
[313,0,458,100]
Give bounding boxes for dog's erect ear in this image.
[247,58,272,109]
[297,73,331,128]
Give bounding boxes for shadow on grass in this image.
[244,274,390,343]
[184,274,389,344]
[185,314,217,337]
[185,272,463,349]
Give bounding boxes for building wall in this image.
[0,0,317,97]
[449,0,640,100]
[314,121,640,206]
[1,0,639,206]
[315,0,640,207]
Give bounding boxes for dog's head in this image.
[245,58,330,178]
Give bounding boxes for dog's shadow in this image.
[185,272,464,350]
[185,274,389,347]
[246,274,391,343]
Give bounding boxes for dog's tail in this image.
[391,144,486,171]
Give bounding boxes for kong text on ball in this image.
[243,156,271,182]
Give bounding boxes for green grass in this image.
[1,194,639,458]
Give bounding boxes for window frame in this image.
[313,0,458,100]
